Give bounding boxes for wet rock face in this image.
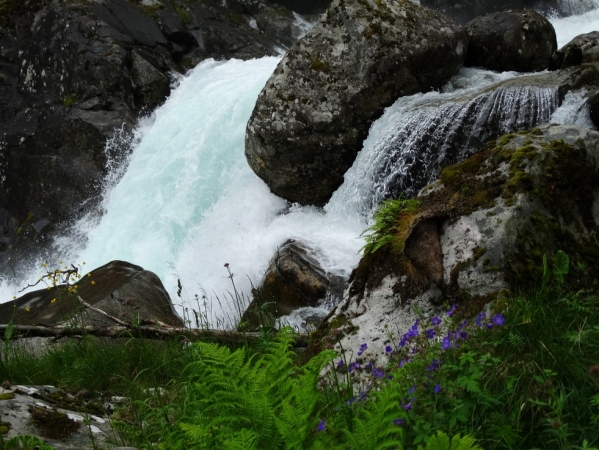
[0,0,306,275]
[268,0,331,15]
[0,260,183,327]
[241,239,344,330]
[320,124,599,366]
[589,90,599,128]
[465,10,557,72]
[551,31,599,70]
[245,0,467,206]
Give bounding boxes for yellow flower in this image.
[87,273,91,277]
[12,296,16,300]
[51,298,56,303]
[46,286,51,290]
[91,281,96,285]
[41,263,47,268]
[25,307,30,312]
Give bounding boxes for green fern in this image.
[159,328,336,450]
[416,431,482,450]
[361,197,419,255]
[342,381,405,449]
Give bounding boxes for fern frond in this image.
[416,431,483,450]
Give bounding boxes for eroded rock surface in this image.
[315,124,599,366]
[0,260,183,327]
[465,10,556,72]
[245,0,467,206]
[0,385,115,450]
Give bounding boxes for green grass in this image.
[1,283,598,449]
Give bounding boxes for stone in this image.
[551,31,599,70]
[0,385,116,450]
[0,260,183,328]
[419,0,598,24]
[465,10,557,72]
[589,90,599,129]
[314,124,599,366]
[268,0,331,15]
[245,0,467,206]
[240,239,345,330]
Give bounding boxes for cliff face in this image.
[0,0,307,275]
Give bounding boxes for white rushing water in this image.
[2,7,598,326]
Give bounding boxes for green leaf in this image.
[554,249,570,284]
[3,320,13,342]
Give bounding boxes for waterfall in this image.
[1,7,598,327]
[328,70,560,218]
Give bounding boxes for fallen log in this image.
[0,323,310,347]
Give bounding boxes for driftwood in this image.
[0,323,310,346]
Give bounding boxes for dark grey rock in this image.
[589,90,599,129]
[245,0,468,206]
[465,10,557,72]
[241,239,344,330]
[551,31,599,70]
[0,260,183,327]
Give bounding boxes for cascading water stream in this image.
[327,71,560,217]
[1,7,598,328]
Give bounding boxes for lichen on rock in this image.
[316,124,599,365]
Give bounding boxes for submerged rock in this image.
[589,90,599,128]
[551,31,599,70]
[0,260,183,327]
[465,10,556,72]
[240,239,344,330]
[245,0,467,206]
[314,124,599,366]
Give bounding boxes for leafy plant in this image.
[361,197,419,254]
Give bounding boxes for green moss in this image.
[0,393,14,400]
[29,406,81,439]
[0,422,10,435]
[310,57,330,73]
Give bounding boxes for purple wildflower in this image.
[459,319,468,330]
[431,316,442,326]
[357,343,368,356]
[475,312,486,327]
[493,313,505,326]
[399,334,408,347]
[426,328,436,339]
[393,418,406,426]
[385,345,393,354]
[442,332,451,350]
[399,359,407,368]
[447,304,456,317]
[407,319,419,338]
[434,383,442,394]
[426,359,441,372]
[318,420,326,431]
[365,361,373,371]
[486,323,493,329]
[460,331,469,340]
[409,385,415,395]
[337,359,344,368]
[404,402,412,411]
[349,362,361,373]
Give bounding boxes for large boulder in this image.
[245,0,468,206]
[420,0,598,24]
[551,32,599,70]
[0,260,183,327]
[240,239,344,330]
[0,0,309,277]
[313,124,599,366]
[465,10,557,72]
